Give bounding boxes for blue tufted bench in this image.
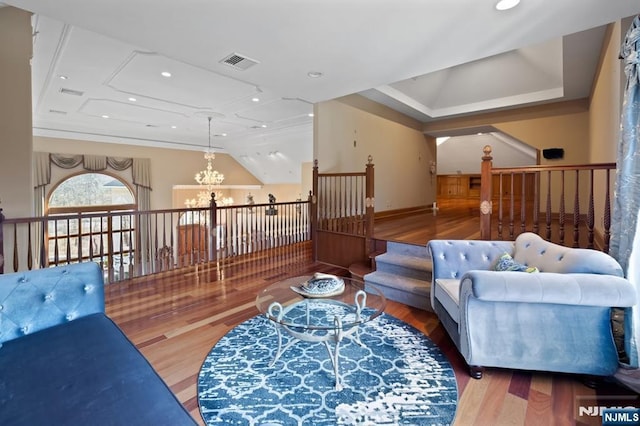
[0,262,196,425]
[427,232,636,379]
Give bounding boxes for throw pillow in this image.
[494,253,539,273]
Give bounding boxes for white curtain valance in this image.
[34,152,151,190]
[107,156,133,171]
[83,154,108,171]
[132,158,151,189]
[33,152,50,189]
[49,153,83,170]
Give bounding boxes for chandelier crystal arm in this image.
[188,116,226,207]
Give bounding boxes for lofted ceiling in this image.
[2,1,639,184]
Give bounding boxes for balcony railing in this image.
[0,199,311,282]
[479,145,616,252]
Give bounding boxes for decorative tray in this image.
[291,273,345,298]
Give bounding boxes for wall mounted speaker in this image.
[542,148,564,160]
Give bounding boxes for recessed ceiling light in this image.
[161,71,172,77]
[171,125,177,129]
[59,75,68,80]
[495,0,520,10]
[252,97,260,102]
[101,115,109,119]
[221,133,228,137]
[307,71,323,78]
[128,97,137,102]
[261,124,267,128]
[308,113,314,117]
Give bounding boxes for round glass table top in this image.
[255,275,386,330]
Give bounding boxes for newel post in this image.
[480,145,493,240]
[365,155,375,255]
[209,192,218,262]
[310,160,318,261]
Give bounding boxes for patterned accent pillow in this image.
[494,253,539,273]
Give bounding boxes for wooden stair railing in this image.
[311,157,375,268]
[479,145,615,252]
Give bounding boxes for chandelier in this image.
[195,150,224,187]
[185,117,232,207]
[195,116,224,189]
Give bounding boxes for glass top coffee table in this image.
[255,275,386,390]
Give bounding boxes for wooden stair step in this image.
[349,261,373,281]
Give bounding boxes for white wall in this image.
[315,96,435,211]
[437,133,536,175]
[0,7,33,217]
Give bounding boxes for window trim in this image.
[46,170,137,214]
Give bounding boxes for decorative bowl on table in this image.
[290,273,345,298]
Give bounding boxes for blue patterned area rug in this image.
[198,313,458,425]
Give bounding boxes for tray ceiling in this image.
[3,0,638,183]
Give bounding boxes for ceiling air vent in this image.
[59,87,84,97]
[220,52,259,71]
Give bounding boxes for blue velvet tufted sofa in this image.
[427,232,636,379]
[0,262,196,425]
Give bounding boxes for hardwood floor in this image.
[105,241,637,426]
[373,199,481,245]
[374,199,599,249]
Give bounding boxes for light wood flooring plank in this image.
[524,388,553,426]
[472,370,512,426]
[453,372,492,425]
[495,393,528,426]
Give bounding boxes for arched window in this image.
[47,173,137,279]
[48,173,135,212]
